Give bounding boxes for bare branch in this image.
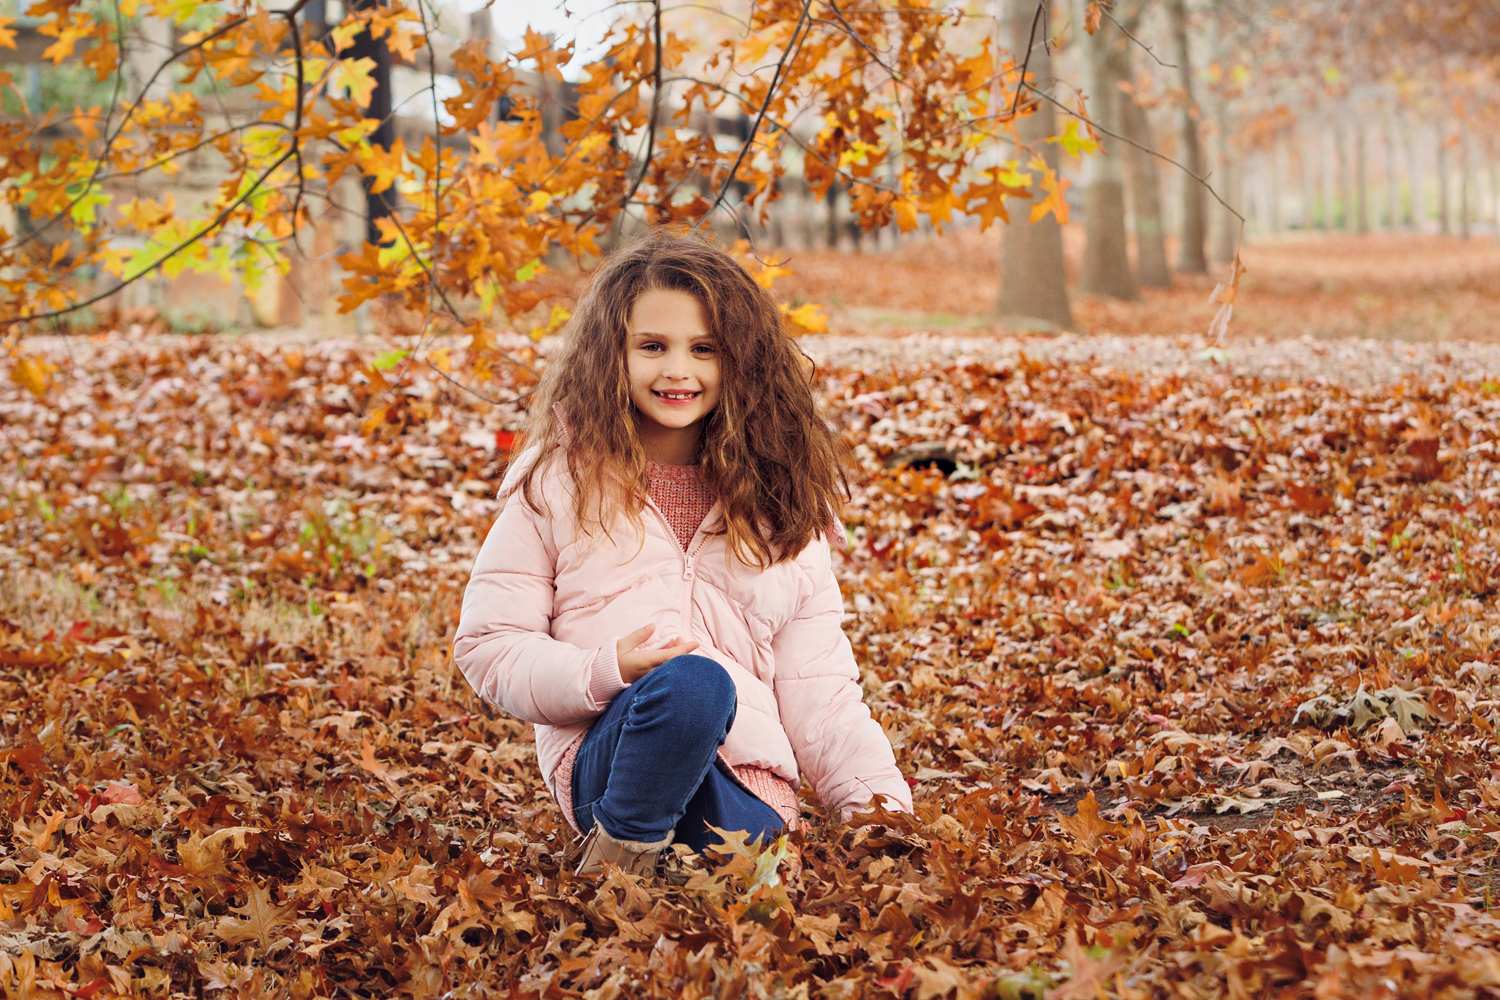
[1101,7,1178,69]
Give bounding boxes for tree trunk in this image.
[1268,138,1282,233]
[1492,161,1500,243]
[996,0,1073,330]
[1209,98,1236,264]
[1404,122,1419,229]
[1460,135,1473,239]
[1070,0,1136,300]
[1321,125,1335,230]
[1115,25,1170,286]
[1350,122,1362,233]
[1334,121,1350,231]
[1437,122,1451,235]
[129,15,174,101]
[1354,123,1368,233]
[1299,128,1314,229]
[1385,122,1400,231]
[349,0,395,247]
[1165,0,1206,273]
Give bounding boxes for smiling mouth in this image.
[653,390,701,401]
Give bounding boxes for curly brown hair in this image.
[514,228,848,568]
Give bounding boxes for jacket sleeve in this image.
[771,541,913,820]
[453,487,627,727]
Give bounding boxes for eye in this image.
[692,344,715,355]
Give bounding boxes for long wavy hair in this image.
[514,228,848,568]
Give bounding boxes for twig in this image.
[394,0,449,386]
[92,123,292,183]
[427,359,533,407]
[284,4,309,255]
[1008,0,1046,119]
[822,0,902,84]
[376,208,538,381]
[1022,81,1243,223]
[1,5,309,256]
[618,0,665,225]
[693,0,814,232]
[1101,7,1177,69]
[0,148,298,328]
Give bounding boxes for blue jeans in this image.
[571,654,787,852]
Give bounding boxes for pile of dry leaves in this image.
[4,332,1500,998]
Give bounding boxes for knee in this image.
[637,655,737,723]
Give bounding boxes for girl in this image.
[454,229,911,878]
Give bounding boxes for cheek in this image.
[626,356,652,387]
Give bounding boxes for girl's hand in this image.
[617,624,699,684]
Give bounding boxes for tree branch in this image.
[0,148,298,328]
[618,0,665,224]
[693,0,815,232]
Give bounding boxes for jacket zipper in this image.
[640,494,721,641]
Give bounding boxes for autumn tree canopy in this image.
[0,0,1106,395]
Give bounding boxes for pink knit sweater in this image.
[551,460,801,834]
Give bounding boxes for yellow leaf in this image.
[527,304,571,341]
[330,20,362,53]
[99,242,133,278]
[334,56,378,108]
[0,15,16,49]
[1046,119,1101,159]
[995,160,1033,188]
[780,302,828,336]
[750,259,792,289]
[526,190,552,213]
[386,26,420,63]
[11,355,59,398]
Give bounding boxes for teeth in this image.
[658,391,697,399]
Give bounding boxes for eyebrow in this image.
[629,331,715,341]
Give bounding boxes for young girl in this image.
[454,229,911,878]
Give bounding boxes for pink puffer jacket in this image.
[453,447,912,822]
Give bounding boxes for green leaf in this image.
[68,186,112,229]
[515,258,540,283]
[371,350,410,371]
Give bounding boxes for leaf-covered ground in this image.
[5,330,1500,998]
[776,230,1500,343]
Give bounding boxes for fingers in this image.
[617,624,656,654]
[647,639,699,665]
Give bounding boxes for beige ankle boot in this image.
[573,822,673,878]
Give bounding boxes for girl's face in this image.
[626,288,721,464]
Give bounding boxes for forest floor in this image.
[775,228,1500,342]
[4,233,1500,997]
